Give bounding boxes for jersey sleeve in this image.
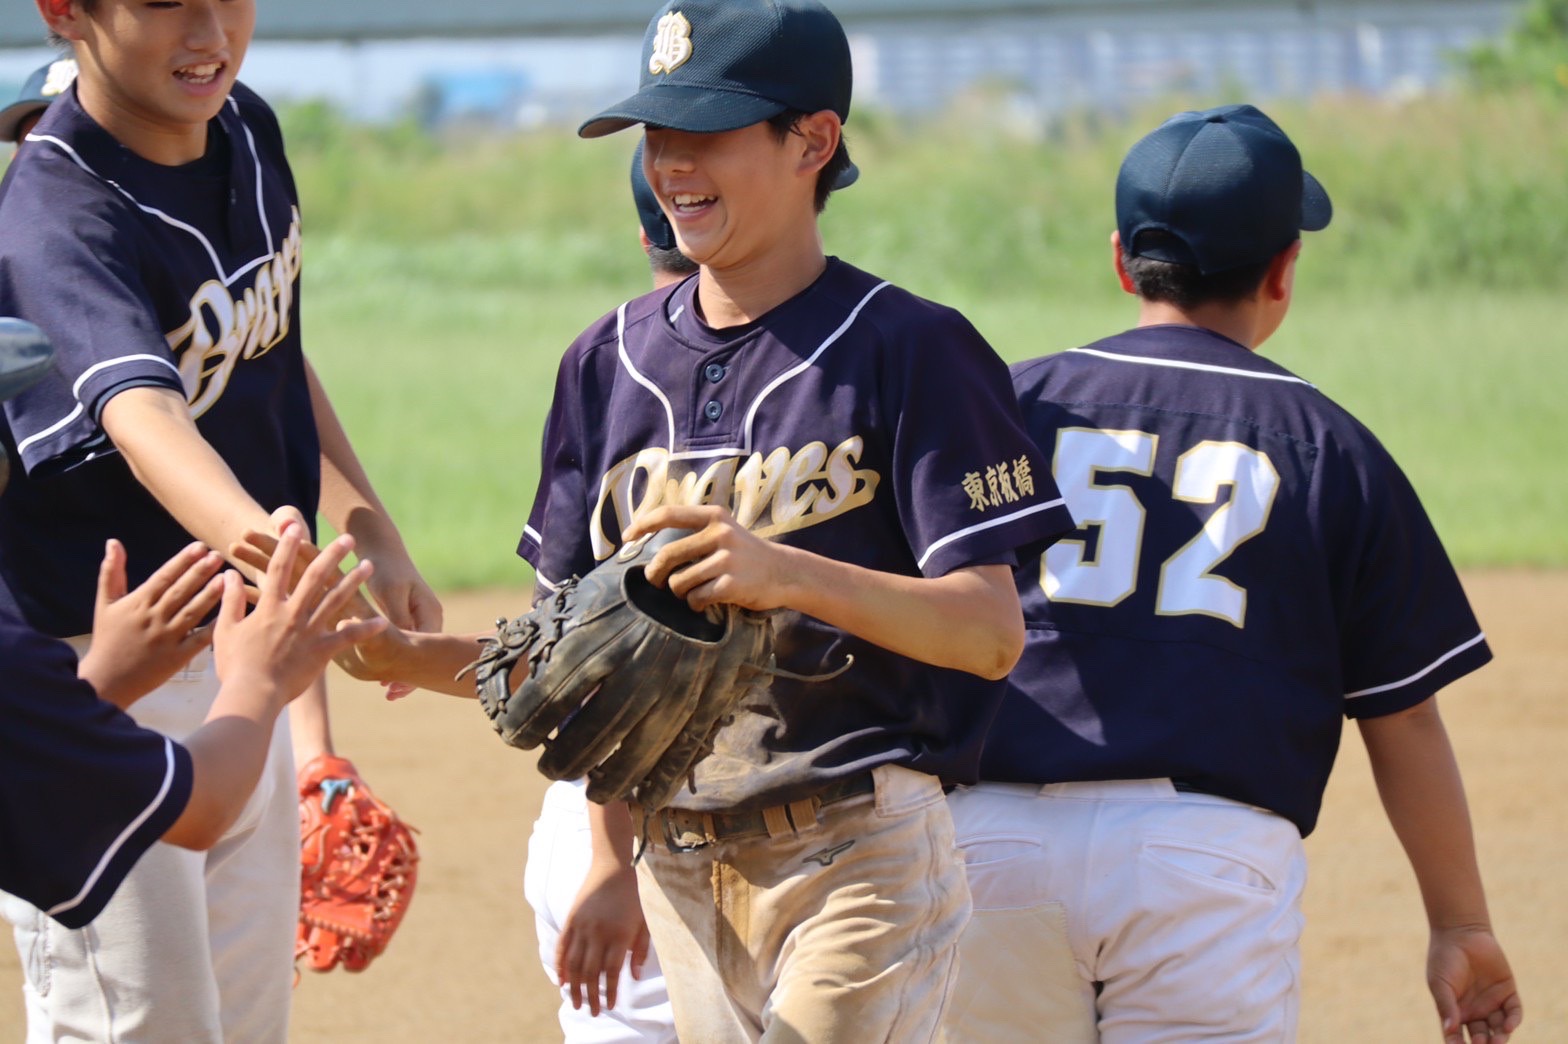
[0,165,185,475]
[0,622,194,928]
[880,306,1074,577]
[517,342,599,591]
[1327,427,1492,718]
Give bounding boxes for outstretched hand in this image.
[556,861,651,1017]
[231,522,414,693]
[1429,925,1522,1044]
[213,523,388,704]
[78,539,226,709]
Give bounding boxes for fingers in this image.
[216,569,246,633]
[228,537,273,576]
[622,502,723,543]
[167,572,227,635]
[95,538,129,610]
[270,504,309,534]
[156,551,226,625]
[135,540,211,606]
[630,925,649,981]
[645,532,714,590]
[327,615,388,649]
[261,525,304,602]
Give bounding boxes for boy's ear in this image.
[793,110,841,181]
[36,0,85,42]
[1110,230,1137,296]
[1264,239,1303,301]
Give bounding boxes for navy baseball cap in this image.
[580,0,853,139]
[631,138,679,251]
[0,59,77,144]
[0,318,53,401]
[1117,104,1332,274]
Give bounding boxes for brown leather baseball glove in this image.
[295,754,419,973]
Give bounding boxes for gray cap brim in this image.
[0,318,53,401]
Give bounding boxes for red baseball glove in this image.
[295,754,419,973]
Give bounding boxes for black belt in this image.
[636,773,876,853]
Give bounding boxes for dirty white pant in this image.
[942,779,1307,1044]
[637,764,971,1044]
[3,646,298,1044]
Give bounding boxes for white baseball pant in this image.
[525,779,677,1044]
[942,778,1307,1044]
[3,646,298,1043]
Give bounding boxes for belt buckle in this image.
[660,808,715,853]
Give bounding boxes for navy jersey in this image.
[987,325,1491,835]
[0,610,193,928]
[521,259,1074,811]
[0,82,318,637]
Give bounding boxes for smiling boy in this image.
[0,2,438,1039]
[544,2,1075,1038]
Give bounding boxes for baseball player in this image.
[540,2,1072,1038]
[522,141,691,1042]
[0,57,75,146]
[0,1,439,1040]
[942,105,1521,1044]
[314,2,1071,1038]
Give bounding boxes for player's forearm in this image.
[164,681,291,849]
[101,388,276,580]
[586,799,638,869]
[289,675,335,762]
[780,554,1024,679]
[387,629,492,698]
[1359,698,1493,931]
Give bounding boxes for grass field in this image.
[307,254,1568,588]
[289,91,1568,589]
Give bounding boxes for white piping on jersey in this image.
[31,95,281,288]
[669,304,685,325]
[916,497,1068,571]
[1066,347,1316,387]
[535,571,563,593]
[15,402,85,457]
[743,282,891,452]
[1344,632,1487,699]
[614,282,892,457]
[16,354,184,456]
[70,353,183,400]
[47,736,180,921]
[615,303,678,450]
[230,96,273,250]
[523,523,543,546]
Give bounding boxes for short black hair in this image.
[647,243,697,278]
[765,109,851,214]
[1122,231,1273,311]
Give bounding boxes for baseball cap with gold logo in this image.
[579,0,853,139]
[0,59,77,144]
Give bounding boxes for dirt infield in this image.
[4,571,1561,1041]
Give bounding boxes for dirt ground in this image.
[3,571,1562,1042]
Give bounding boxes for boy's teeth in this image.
[177,64,221,82]
[674,194,714,207]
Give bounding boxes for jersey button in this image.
[704,363,726,383]
[704,400,723,422]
